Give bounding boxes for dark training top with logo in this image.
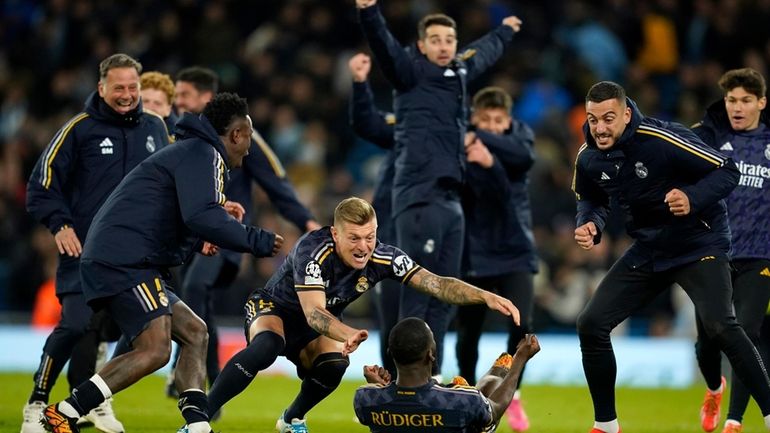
[693,100,770,260]
[26,92,169,295]
[259,227,421,317]
[80,113,276,302]
[573,98,740,271]
[354,380,495,433]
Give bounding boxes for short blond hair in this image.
[334,197,376,227]
[140,71,175,105]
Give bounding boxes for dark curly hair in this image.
[202,92,248,135]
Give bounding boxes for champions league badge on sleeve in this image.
[304,260,323,285]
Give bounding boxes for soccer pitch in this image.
[1,373,767,433]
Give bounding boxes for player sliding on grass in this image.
[205,197,520,433]
[354,317,540,432]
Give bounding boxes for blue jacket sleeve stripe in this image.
[571,143,589,199]
[213,152,227,205]
[637,125,726,166]
[252,131,286,177]
[41,113,89,189]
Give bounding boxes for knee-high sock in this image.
[206,331,284,417]
[284,353,349,421]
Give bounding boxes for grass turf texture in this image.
[0,373,766,432]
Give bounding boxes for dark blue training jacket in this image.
[26,92,169,293]
[81,113,276,282]
[349,81,397,243]
[359,4,516,217]
[350,81,537,278]
[692,100,770,260]
[573,98,740,271]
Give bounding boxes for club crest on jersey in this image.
[305,260,322,285]
[158,290,169,307]
[635,161,648,179]
[355,276,370,293]
[765,144,770,160]
[146,135,156,153]
[393,255,414,277]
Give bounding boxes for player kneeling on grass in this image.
[205,197,521,433]
[355,317,540,432]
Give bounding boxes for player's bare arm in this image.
[297,290,368,354]
[408,268,520,324]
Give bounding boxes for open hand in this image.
[343,329,369,356]
[55,226,82,257]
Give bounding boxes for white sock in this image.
[57,401,80,418]
[513,390,522,400]
[594,419,620,433]
[186,421,212,433]
[764,413,770,429]
[90,374,113,399]
[725,419,741,427]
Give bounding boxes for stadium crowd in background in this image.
[2,0,770,365]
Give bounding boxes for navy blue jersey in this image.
[354,380,494,433]
[693,101,770,260]
[260,227,421,316]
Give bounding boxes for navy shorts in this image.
[243,291,322,367]
[102,276,180,342]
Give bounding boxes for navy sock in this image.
[207,331,284,417]
[285,353,349,421]
[179,389,209,425]
[66,380,105,416]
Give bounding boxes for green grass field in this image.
[1,373,767,432]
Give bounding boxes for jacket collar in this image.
[84,91,143,126]
[174,112,230,169]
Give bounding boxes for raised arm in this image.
[357,0,418,91]
[407,268,520,324]
[349,53,395,148]
[463,16,521,81]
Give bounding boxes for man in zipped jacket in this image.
[23,53,169,433]
[357,0,522,376]
[40,93,283,433]
[572,81,770,433]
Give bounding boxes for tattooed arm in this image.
[297,290,368,354]
[407,268,521,325]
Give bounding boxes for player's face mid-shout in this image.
[99,67,141,115]
[586,97,631,151]
[725,86,767,131]
[333,218,377,269]
[418,25,457,67]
